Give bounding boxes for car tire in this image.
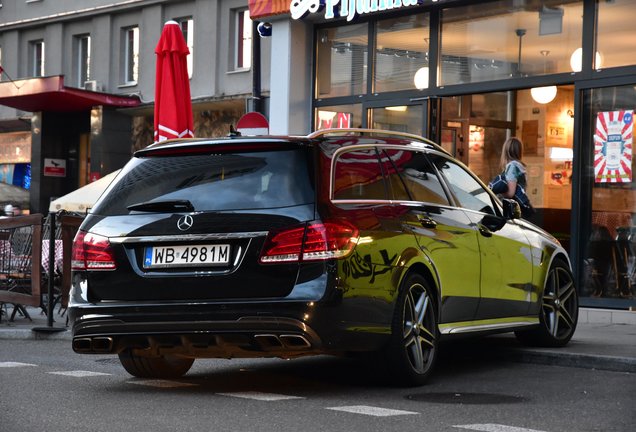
[385,273,438,386]
[515,258,579,347]
[118,350,194,378]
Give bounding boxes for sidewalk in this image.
[1,305,635,373]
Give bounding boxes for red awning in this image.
[248,0,290,19]
[0,75,141,112]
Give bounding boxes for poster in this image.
[546,122,567,147]
[594,110,633,183]
[317,111,351,130]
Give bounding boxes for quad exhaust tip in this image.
[254,334,311,350]
[73,337,114,353]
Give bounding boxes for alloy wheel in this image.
[402,282,437,374]
[542,265,577,340]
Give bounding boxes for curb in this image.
[0,327,72,341]
[1,328,634,373]
[503,348,636,373]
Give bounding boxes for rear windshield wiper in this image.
[127,199,195,213]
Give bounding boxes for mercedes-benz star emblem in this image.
[177,215,194,231]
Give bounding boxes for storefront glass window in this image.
[582,85,636,303]
[471,92,511,122]
[596,0,636,69]
[315,104,363,130]
[440,0,583,86]
[441,86,575,254]
[371,105,424,136]
[316,24,368,98]
[374,14,430,93]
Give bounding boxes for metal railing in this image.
[0,213,83,324]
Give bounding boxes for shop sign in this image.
[318,110,351,129]
[290,0,436,22]
[0,132,31,164]
[43,158,67,178]
[594,110,633,183]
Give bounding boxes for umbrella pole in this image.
[33,212,66,333]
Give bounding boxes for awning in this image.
[49,169,121,213]
[248,0,290,19]
[0,75,141,112]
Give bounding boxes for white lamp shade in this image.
[531,85,557,104]
[414,67,429,90]
[570,48,603,72]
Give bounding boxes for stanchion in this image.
[33,212,66,333]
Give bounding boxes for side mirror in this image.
[502,198,521,220]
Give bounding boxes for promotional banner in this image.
[317,111,352,129]
[594,110,633,183]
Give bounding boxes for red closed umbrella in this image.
[154,20,194,142]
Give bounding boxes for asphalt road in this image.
[1,339,634,432]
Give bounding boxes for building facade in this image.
[1,0,635,311]
[251,0,636,310]
[0,0,269,212]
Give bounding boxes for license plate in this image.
[143,244,230,268]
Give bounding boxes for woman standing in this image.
[500,137,526,198]
[500,137,534,217]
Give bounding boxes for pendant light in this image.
[413,38,430,90]
[570,47,603,72]
[531,50,557,104]
[414,66,429,90]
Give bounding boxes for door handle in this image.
[478,223,493,237]
[417,215,437,229]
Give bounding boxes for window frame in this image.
[75,34,91,87]
[234,8,252,71]
[176,17,194,78]
[122,26,139,85]
[30,39,45,77]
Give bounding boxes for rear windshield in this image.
[92,149,315,215]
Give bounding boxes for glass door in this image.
[367,100,426,136]
[579,83,636,307]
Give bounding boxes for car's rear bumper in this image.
[69,302,390,358]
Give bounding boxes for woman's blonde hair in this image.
[500,137,525,170]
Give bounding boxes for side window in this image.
[383,149,450,205]
[333,148,388,201]
[431,154,496,214]
[379,148,410,201]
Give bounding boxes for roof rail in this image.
[307,128,436,145]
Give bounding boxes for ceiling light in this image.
[570,48,603,72]
[385,106,407,112]
[531,50,557,104]
[414,67,429,90]
[531,86,558,104]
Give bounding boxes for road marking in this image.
[0,362,37,368]
[217,391,304,401]
[326,405,419,417]
[454,424,549,432]
[48,370,111,377]
[128,379,198,388]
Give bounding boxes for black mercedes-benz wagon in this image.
[69,129,578,385]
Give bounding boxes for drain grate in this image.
[406,392,526,405]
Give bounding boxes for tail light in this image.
[71,231,117,270]
[260,220,359,264]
